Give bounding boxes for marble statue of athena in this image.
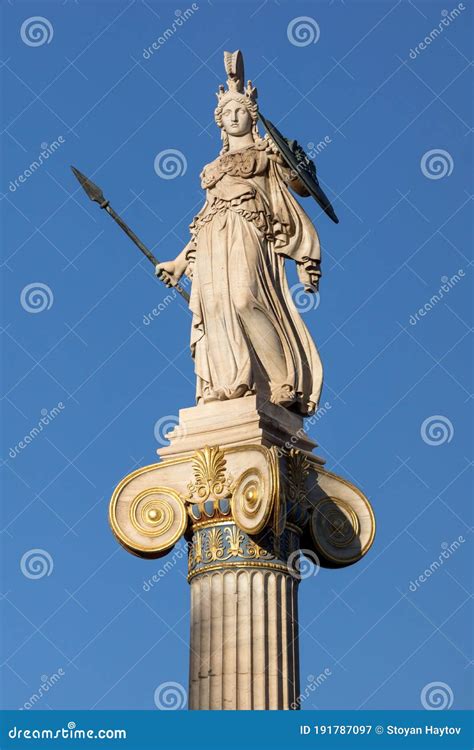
[157,50,323,415]
[109,49,376,712]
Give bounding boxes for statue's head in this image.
[215,50,260,151]
[219,98,253,137]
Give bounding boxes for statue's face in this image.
[221,99,252,136]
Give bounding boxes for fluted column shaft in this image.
[187,519,301,710]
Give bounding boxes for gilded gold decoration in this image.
[225,525,245,557]
[188,559,295,581]
[309,491,375,566]
[186,515,305,584]
[244,485,259,514]
[232,467,273,534]
[206,527,226,561]
[110,486,187,558]
[183,446,233,503]
[146,507,160,523]
[318,498,359,548]
[287,448,310,504]
[194,530,203,564]
[129,491,174,538]
[271,446,286,537]
[246,537,273,559]
[188,522,279,570]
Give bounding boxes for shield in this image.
[259,113,339,224]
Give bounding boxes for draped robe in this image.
[185,142,323,416]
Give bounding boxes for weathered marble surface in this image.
[157,395,322,461]
[109,398,375,709]
[109,50,375,712]
[189,567,299,710]
[157,50,323,416]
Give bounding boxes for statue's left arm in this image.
[263,141,322,293]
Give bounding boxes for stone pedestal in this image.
[157,395,323,460]
[109,399,375,710]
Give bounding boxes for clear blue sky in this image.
[1,0,472,712]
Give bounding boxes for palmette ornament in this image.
[109,441,375,568]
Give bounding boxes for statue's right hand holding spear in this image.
[155,244,193,289]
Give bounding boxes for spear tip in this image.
[71,165,105,205]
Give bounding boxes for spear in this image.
[71,166,190,303]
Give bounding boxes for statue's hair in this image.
[214,94,261,154]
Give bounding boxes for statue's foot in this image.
[307,400,317,415]
[228,384,254,400]
[201,384,254,403]
[200,386,220,404]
